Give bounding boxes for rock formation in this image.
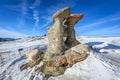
[21,7,90,78]
[20,49,44,71]
[26,49,43,63]
[40,7,90,77]
[64,14,83,47]
[44,7,70,61]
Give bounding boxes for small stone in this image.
[26,49,43,63]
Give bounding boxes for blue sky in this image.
[0,0,120,38]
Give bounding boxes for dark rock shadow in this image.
[86,42,104,53]
[103,44,120,49]
[89,42,120,53]
[86,42,103,47]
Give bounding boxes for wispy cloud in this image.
[79,17,120,29]
[18,0,28,27]
[21,0,27,16]
[81,25,120,36]
[0,29,29,38]
[75,13,120,35]
[30,0,41,27]
[40,21,51,29]
[75,13,120,36]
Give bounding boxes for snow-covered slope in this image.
[49,52,118,80]
[0,36,120,80]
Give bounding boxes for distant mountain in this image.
[0,38,16,42]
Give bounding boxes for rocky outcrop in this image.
[21,7,90,77]
[39,8,89,77]
[39,44,89,77]
[64,14,83,47]
[26,49,43,63]
[20,49,44,71]
[47,44,89,67]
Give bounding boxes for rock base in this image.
[36,43,89,77]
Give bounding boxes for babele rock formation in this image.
[42,7,89,76]
[21,7,90,77]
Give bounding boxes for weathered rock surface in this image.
[20,49,44,71]
[65,44,89,66]
[64,14,83,47]
[52,7,70,22]
[70,43,90,54]
[38,44,89,77]
[52,7,70,55]
[47,44,89,67]
[26,49,43,63]
[44,7,70,61]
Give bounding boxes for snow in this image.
[111,39,120,46]
[0,36,48,52]
[49,52,119,80]
[0,36,120,80]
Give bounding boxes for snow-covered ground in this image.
[0,36,120,80]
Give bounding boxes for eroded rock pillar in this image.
[54,18,65,54]
[44,7,70,61]
[64,14,83,47]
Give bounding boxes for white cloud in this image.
[75,13,120,36]
[81,25,120,36]
[18,0,28,27]
[0,29,29,38]
[40,21,51,29]
[79,17,120,29]
[33,10,39,27]
[30,0,41,27]
[21,0,27,16]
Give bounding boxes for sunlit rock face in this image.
[44,8,70,61]
[26,49,43,63]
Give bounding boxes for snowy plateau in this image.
[0,36,120,80]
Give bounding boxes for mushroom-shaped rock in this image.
[52,7,70,22]
[64,14,83,47]
[64,14,83,26]
[26,49,43,63]
[45,7,71,60]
